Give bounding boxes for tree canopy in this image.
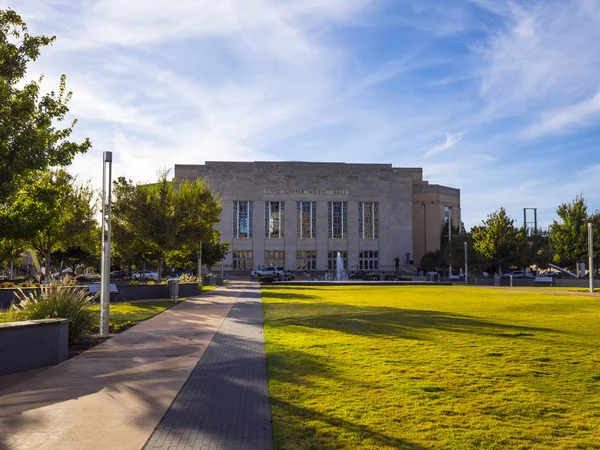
[0,9,90,203]
[0,169,97,277]
[112,171,222,280]
[471,208,523,275]
[550,195,589,268]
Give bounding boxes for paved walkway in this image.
[144,285,272,450]
[0,281,273,450]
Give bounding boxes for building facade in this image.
[174,162,460,272]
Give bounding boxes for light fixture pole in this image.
[589,222,594,293]
[448,206,453,277]
[464,241,468,285]
[100,151,113,336]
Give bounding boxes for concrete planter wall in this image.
[118,283,199,301]
[475,277,600,288]
[0,283,201,310]
[0,287,40,310]
[0,319,69,375]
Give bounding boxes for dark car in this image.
[109,270,128,279]
[349,270,378,281]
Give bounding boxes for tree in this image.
[550,195,588,272]
[166,233,230,273]
[471,208,523,275]
[0,9,91,203]
[0,238,25,277]
[420,250,445,272]
[519,228,551,271]
[112,171,222,281]
[1,169,97,278]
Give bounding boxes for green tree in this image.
[519,228,551,271]
[420,250,445,272]
[0,238,25,277]
[112,171,222,281]
[471,208,523,275]
[0,9,91,203]
[1,169,97,278]
[550,195,588,271]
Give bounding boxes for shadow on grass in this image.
[261,291,320,300]
[270,397,427,449]
[265,302,558,340]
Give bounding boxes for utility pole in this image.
[589,222,594,293]
[100,151,113,336]
[464,241,468,285]
[448,206,453,277]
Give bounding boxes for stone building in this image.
[174,161,460,273]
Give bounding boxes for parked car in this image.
[349,270,378,281]
[132,270,158,279]
[110,270,128,279]
[251,266,295,281]
[448,274,465,281]
[503,271,533,278]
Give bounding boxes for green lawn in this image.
[0,300,176,327]
[262,285,600,449]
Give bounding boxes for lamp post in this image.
[100,151,113,336]
[448,206,453,277]
[589,222,594,293]
[464,241,468,285]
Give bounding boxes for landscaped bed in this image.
[262,285,600,449]
[0,300,180,357]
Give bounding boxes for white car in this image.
[132,270,158,279]
[251,266,295,280]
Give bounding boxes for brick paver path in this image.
[144,285,273,450]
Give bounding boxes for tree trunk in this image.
[45,248,52,283]
[157,259,162,282]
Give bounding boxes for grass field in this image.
[0,300,176,326]
[262,285,600,449]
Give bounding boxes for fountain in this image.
[336,252,346,281]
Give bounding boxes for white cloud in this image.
[425,132,466,158]
[477,0,600,124]
[523,92,600,138]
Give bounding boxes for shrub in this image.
[128,280,141,286]
[18,280,38,288]
[110,320,137,333]
[13,285,97,343]
[258,275,276,284]
[178,274,199,284]
[1,281,14,288]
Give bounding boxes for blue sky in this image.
[11,0,600,228]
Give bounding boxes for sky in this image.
[8,0,600,229]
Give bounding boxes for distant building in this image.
[174,161,460,272]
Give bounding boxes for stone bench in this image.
[0,319,70,376]
[534,276,555,286]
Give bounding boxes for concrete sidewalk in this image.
[0,281,254,450]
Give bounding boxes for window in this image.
[328,202,347,238]
[359,250,378,270]
[444,206,451,223]
[296,202,316,238]
[328,251,347,271]
[264,250,285,267]
[359,202,379,239]
[296,250,316,270]
[232,251,253,270]
[233,201,253,238]
[265,202,285,238]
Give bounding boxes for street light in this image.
[589,222,594,293]
[100,151,112,336]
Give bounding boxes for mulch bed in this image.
[68,334,113,358]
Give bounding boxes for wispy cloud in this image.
[425,132,466,158]
[7,0,600,229]
[523,92,600,138]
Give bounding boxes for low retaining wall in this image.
[0,283,201,310]
[267,281,453,286]
[475,277,600,288]
[0,287,40,310]
[0,319,70,376]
